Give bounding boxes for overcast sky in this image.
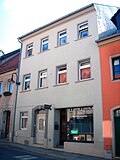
[0,0,120,54]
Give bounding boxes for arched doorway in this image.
[1,110,11,139]
[114,108,120,157]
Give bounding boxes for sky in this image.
[0,0,120,54]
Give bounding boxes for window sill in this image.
[23,55,34,59]
[75,78,94,83]
[20,128,28,131]
[75,35,92,42]
[35,86,48,90]
[112,79,120,82]
[55,42,69,48]
[65,140,94,143]
[53,82,69,87]
[20,89,31,93]
[38,49,50,54]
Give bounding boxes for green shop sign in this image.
[70,129,78,134]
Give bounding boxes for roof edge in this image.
[18,3,94,40]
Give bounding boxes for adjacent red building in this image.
[97,9,120,159]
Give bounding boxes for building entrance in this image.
[114,108,120,157]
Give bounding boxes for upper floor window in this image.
[20,112,28,130]
[23,74,31,91]
[58,30,67,46]
[8,81,13,93]
[0,82,2,96]
[39,70,47,88]
[79,59,91,80]
[57,64,67,84]
[78,22,88,39]
[26,43,33,57]
[112,56,120,80]
[41,37,49,52]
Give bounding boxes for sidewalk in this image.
[0,140,106,160]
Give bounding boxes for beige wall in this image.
[0,70,18,140]
[15,7,104,157]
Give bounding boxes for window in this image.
[78,22,88,39]
[39,70,47,88]
[20,112,28,130]
[58,30,67,46]
[112,56,120,80]
[23,74,31,91]
[41,37,49,51]
[0,82,2,96]
[79,59,91,80]
[8,81,13,93]
[57,65,67,84]
[66,107,94,142]
[26,43,33,57]
[3,80,13,96]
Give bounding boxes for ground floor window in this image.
[66,106,94,142]
[20,112,28,130]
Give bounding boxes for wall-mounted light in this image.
[10,73,21,85]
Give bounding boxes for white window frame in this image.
[58,30,67,46]
[79,59,91,80]
[78,22,88,39]
[57,65,67,84]
[23,74,31,91]
[41,37,49,52]
[20,112,28,130]
[26,43,33,57]
[0,82,2,95]
[111,56,120,81]
[39,70,47,88]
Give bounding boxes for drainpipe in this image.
[11,39,22,143]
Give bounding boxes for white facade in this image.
[14,4,118,158]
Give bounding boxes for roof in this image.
[0,49,20,74]
[18,3,119,41]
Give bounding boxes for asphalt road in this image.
[0,146,59,160]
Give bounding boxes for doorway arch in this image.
[1,110,11,139]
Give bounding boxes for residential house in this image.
[0,49,20,141]
[14,3,119,158]
[96,9,120,159]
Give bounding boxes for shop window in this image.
[39,70,47,88]
[23,74,31,91]
[66,107,94,142]
[79,59,91,80]
[112,56,120,80]
[57,65,67,84]
[20,112,28,130]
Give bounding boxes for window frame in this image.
[78,59,91,81]
[58,30,67,46]
[111,56,120,81]
[20,112,28,130]
[23,74,31,91]
[66,106,94,143]
[38,70,47,88]
[0,81,2,96]
[56,64,67,84]
[78,22,89,39]
[41,37,49,52]
[26,43,33,57]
